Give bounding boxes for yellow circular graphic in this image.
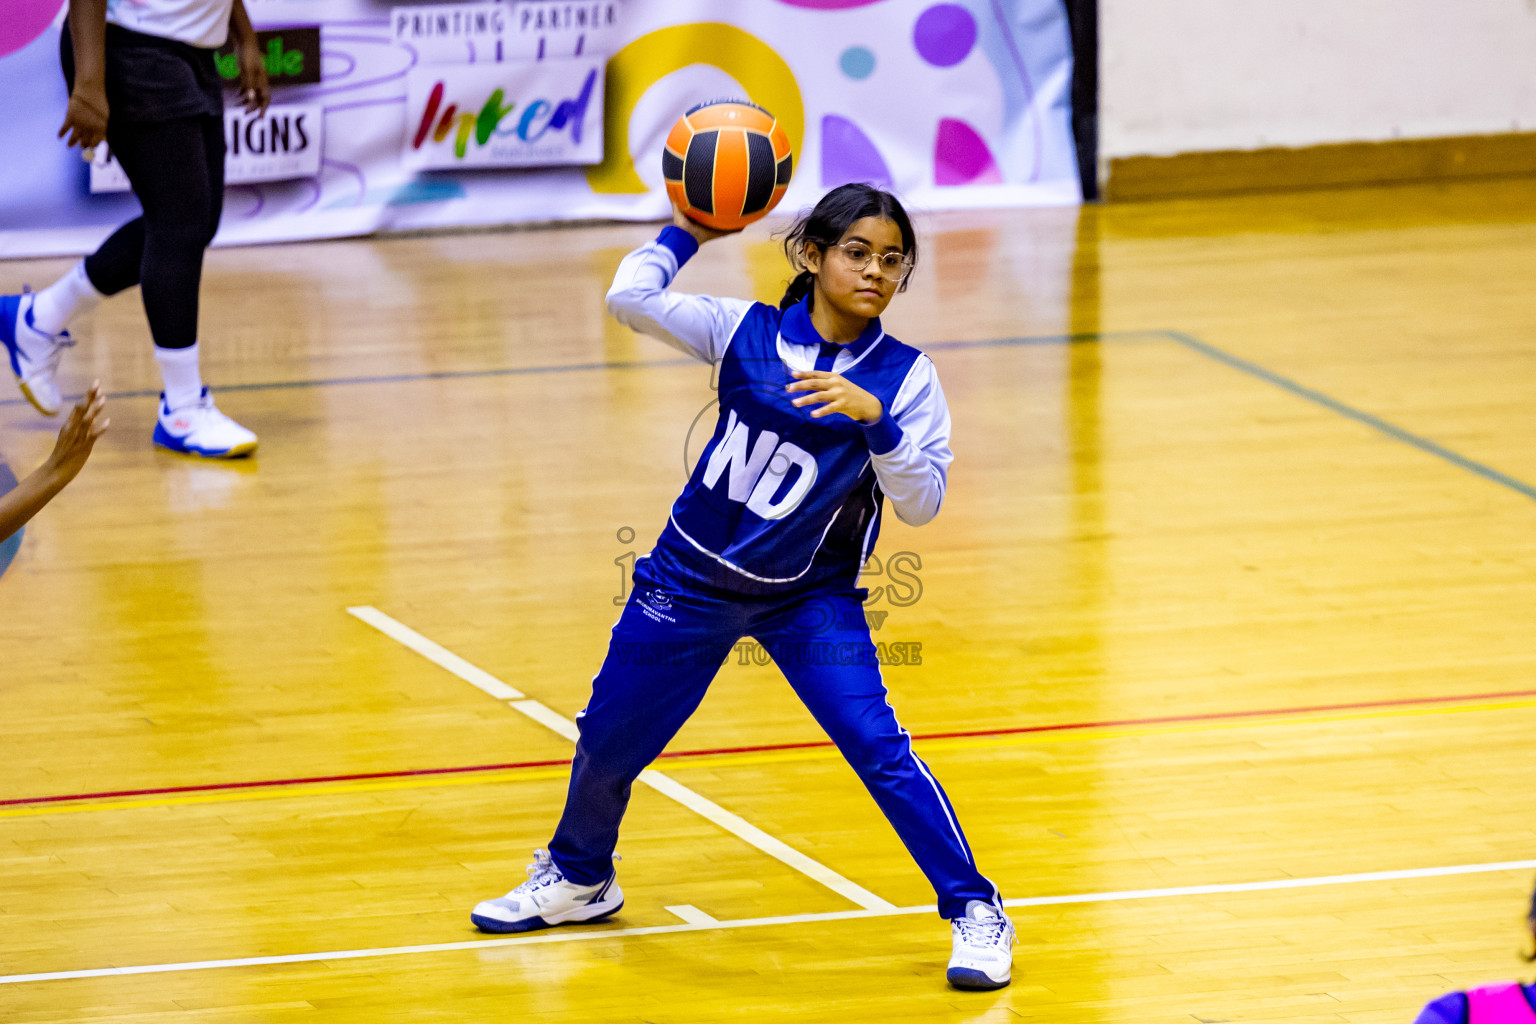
[587,23,804,195]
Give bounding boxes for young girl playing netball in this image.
[0,0,266,457]
[470,183,1015,990]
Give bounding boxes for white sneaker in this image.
[471,849,623,934]
[153,388,258,458]
[1,289,74,416]
[947,899,1014,990]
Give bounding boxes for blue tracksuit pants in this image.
[548,555,999,919]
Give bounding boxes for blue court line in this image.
[0,328,1528,504]
[1162,329,1536,503]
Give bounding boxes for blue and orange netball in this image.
[663,100,794,232]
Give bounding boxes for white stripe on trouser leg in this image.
[908,747,974,866]
[883,688,974,867]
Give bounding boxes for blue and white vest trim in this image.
[654,297,920,596]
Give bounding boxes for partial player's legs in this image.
[2,236,124,415]
[471,557,745,933]
[103,115,218,355]
[752,587,1015,989]
[548,576,741,883]
[109,114,255,458]
[4,111,255,455]
[0,284,81,416]
[753,588,997,914]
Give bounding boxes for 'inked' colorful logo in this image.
[412,68,597,158]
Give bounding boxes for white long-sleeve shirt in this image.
[607,228,953,526]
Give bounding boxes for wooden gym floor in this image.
[1,177,1534,1022]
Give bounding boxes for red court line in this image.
[0,758,574,808]
[6,686,1534,809]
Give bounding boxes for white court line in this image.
[665,904,719,925]
[347,606,524,700]
[347,605,892,912]
[508,698,580,741]
[639,768,894,911]
[1000,858,1536,906]
[4,858,1531,986]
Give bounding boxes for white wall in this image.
[1100,0,1536,159]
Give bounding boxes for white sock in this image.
[31,261,103,336]
[155,343,204,412]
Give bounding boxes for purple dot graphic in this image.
[821,114,894,190]
[914,3,977,67]
[934,118,1002,186]
[0,0,61,59]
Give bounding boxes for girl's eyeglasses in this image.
[826,242,913,283]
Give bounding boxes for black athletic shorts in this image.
[61,23,224,123]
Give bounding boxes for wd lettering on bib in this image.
[655,298,923,593]
[702,409,819,520]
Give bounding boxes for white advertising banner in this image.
[0,0,1080,258]
[89,103,325,193]
[505,0,624,59]
[391,2,509,64]
[391,2,619,63]
[402,58,602,169]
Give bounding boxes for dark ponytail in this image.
[780,270,817,311]
[778,183,918,311]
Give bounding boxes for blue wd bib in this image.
[653,297,922,596]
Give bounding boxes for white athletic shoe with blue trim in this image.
[471,849,623,934]
[153,388,258,458]
[1,289,74,416]
[947,900,1014,990]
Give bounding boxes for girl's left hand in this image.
[786,369,883,424]
[236,40,271,114]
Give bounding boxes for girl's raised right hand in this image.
[671,205,742,245]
